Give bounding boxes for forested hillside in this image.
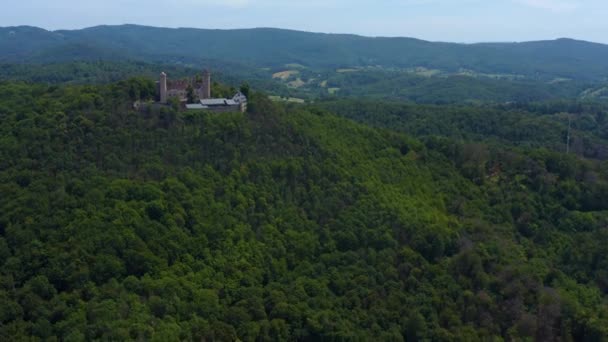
[2,25,608,81]
[3,61,608,105]
[318,99,608,158]
[312,70,598,103]
[1,80,608,340]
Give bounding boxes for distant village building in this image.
[156,70,246,113]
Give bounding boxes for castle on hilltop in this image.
[157,70,247,113]
[159,70,211,104]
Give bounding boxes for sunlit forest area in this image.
[2,76,608,340]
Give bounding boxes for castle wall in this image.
[167,89,188,100]
[205,105,242,113]
[158,70,217,104]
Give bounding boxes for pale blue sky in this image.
[2,0,607,43]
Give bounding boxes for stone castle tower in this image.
[159,72,168,104]
[201,70,211,99]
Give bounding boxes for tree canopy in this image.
[1,80,608,340]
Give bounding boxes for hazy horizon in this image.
[4,23,606,45]
[2,0,608,44]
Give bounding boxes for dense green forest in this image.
[0,62,194,84]
[286,69,607,104]
[4,61,608,105]
[3,25,608,81]
[2,79,608,340]
[0,61,269,87]
[317,99,608,158]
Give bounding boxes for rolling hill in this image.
[2,24,608,81]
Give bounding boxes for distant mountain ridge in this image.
[1,24,608,81]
